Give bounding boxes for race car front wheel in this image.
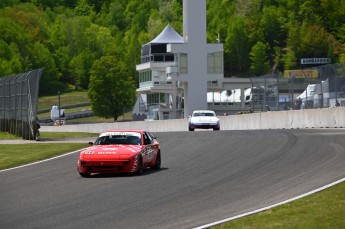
[151,151,161,170]
[136,156,144,175]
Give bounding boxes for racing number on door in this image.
[143,132,154,162]
[147,147,154,160]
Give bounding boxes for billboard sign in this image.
[284,69,318,78]
[301,58,331,65]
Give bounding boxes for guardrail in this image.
[39,110,94,125]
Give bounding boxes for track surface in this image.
[1,129,345,229]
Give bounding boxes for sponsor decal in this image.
[101,147,119,151]
[97,152,119,154]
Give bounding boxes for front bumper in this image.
[77,158,138,174]
[189,122,220,130]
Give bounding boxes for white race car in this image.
[188,110,220,131]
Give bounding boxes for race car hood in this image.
[80,145,142,160]
[190,116,219,123]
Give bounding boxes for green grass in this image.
[0,132,21,140]
[0,143,88,170]
[39,132,98,139]
[213,181,345,229]
[38,90,90,110]
[0,131,98,170]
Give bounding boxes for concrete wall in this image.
[41,107,345,133]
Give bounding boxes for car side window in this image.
[143,132,152,145]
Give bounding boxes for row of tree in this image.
[1,0,345,93]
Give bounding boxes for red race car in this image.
[77,130,161,177]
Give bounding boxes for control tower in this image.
[168,0,224,117]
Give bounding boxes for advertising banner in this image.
[284,69,318,78]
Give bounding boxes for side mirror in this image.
[88,142,94,145]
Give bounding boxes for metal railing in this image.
[249,63,345,112]
[0,69,42,139]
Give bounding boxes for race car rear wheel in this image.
[151,151,161,170]
[136,156,144,175]
[79,172,91,178]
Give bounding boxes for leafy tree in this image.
[0,41,23,76]
[28,42,65,94]
[87,0,112,13]
[320,0,345,32]
[147,11,164,40]
[0,0,20,8]
[224,15,250,75]
[283,49,297,70]
[75,0,93,16]
[273,46,283,72]
[207,0,234,43]
[1,0,345,87]
[250,41,270,75]
[84,24,116,56]
[88,56,136,121]
[260,6,286,51]
[21,0,77,9]
[69,50,95,89]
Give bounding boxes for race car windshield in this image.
[94,135,141,145]
[193,112,215,117]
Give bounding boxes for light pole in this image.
[58,91,61,125]
[320,81,324,108]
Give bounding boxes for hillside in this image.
[0,0,344,95]
[37,90,131,124]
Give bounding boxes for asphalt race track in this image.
[1,129,345,229]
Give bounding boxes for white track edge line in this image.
[194,177,345,229]
[0,148,87,173]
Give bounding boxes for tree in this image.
[88,56,136,121]
[249,41,270,75]
[225,15,250,75]
[69,50,95,89]
[0,40,23,76]
[260,6,286,52]
[0,0,20,8]
[29,42,65,95]
[283,48,297,70]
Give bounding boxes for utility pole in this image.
[58,91,61,125]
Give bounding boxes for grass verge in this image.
[0,143,88,170]
[38,90,89,110]
[0,131,97,170]
[40,132,98,139]
[0,132,21,140]
[212,179,345,228]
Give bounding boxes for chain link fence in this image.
[0,69,42,140]
[250,63,345,112]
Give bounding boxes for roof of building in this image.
[148,24,184,44]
